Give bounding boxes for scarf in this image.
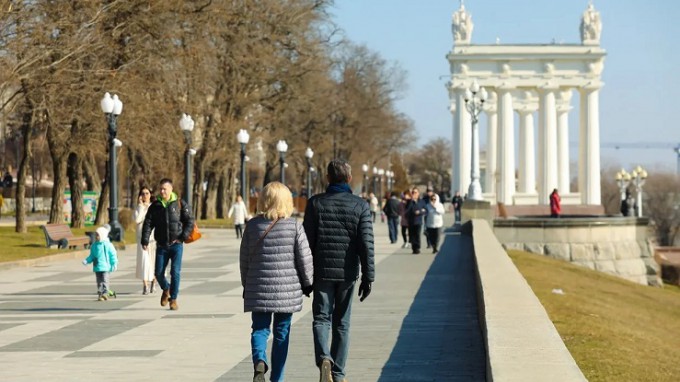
[326,183,352,194]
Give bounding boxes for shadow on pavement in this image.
[377,231,486,381]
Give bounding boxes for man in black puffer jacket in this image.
[303,159,375,382]
[141,178,194,311]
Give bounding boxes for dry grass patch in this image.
[508,250,680,382]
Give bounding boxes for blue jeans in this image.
[387,217,399,243]
[313,280,356,381]
[251,312,293,382]
[155,243,183,300]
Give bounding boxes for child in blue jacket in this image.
[82,226,118,301]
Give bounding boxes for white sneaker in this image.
[401,243,407,248]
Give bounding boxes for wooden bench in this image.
[40,224,91,249]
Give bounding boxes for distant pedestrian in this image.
[228,195,249,239]
[405,187,427,255]
[368,192,379,223]
[135,186,156,295]
[550,189,561,218]
[0,193,3,219]
[452,191,463,224]
[425,193,445,254]
[82,226,118,301]
[382,191,401,244]
[303,159,375,382]
[240,181,314,382]
[2,171,12,188]
[141,178,194,311]
[422,188,434,248]
[398,190,411,248]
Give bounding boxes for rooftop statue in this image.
[580,2,602,45]
[452,1,473,45]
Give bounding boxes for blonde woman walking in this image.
[240,181,314,382]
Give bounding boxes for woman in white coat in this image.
[135,186,156,294]
[425,193,445,254]
[228,195,249,239]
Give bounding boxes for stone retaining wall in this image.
[493,217,660,286]
[469,219,587,381]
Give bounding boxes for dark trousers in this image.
[408,225,422,253]
[454,209,461,223]
[387,217,399,243]
[426,227,441,252]
[235,224,244,238]
[312,280,356,381]
[401,226,409,244]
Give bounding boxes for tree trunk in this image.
[203,172,218,220]
[67,152,85,228]
[15,120,31,233]
[216,172,227,219]
[82,152,101,192]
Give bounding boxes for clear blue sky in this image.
[331,0,680,173]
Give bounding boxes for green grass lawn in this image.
[508,250,680,382]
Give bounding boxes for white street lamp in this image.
[237,129,250,204]
[464,79,487,201]
[100,92,124,241]
[179,113,195,206]
[277,140,288,183]
[631,165,647,217]
[305,147,314,198]
[362,164,369,193]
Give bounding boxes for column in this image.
[484,93,497,195]
[496,86,515,205]
[453,88,471,195]
[517,104,537,193]
[556,90,573,194]
[579,85,602,205]
[450,103,460,194]
[538,86,558,205]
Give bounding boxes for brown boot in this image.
[169,299,178,311]
[319,358,333,382]
[160,289,170,307]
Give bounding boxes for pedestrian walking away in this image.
[405,187,427,255]
[135,186,157,295]
[398,190,411,248]
[228,195,249,239]
[425,193,445,254]
[240,181,314,382]
[422,188,434,248]
[141,178,194,311]
[303,159,375,382]
[550,188,561,218]
[382,191,401,244]
[368,192,379,223]
[82,226,118,301]
[452,190,464,224]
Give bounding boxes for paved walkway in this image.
[0,217,485,381]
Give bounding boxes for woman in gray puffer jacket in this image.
[240,181,314,382]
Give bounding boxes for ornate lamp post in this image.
[675,144,680,176]
[179,113,195,206]
[276,140,288,184]
[463,79,488,201]
[100,92,124,241]
[237,129,250,205]
[378,168,385,199]
[386,170,394,193]
[615,169,631,202]
[362,164,369,193]
[631,165,647,217]
[305,147,314,198]
[372,166,378,195]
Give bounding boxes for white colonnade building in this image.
[447,3,605,206]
